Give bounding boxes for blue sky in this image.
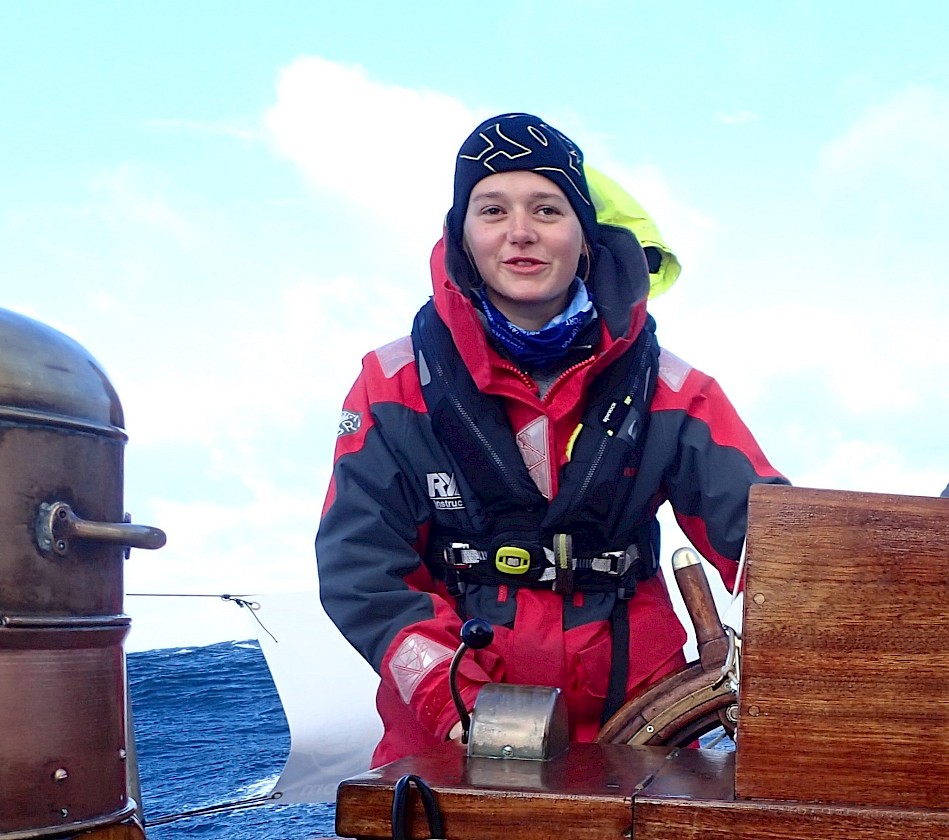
[2,2,947,652]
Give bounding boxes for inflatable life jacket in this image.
[411,298,661,600]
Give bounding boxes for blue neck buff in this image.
[478,279,595,369]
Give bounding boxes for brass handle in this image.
[36,501,166,557]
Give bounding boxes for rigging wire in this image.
[126,592,278,643]
[143,792,284,826]
[729,544,747,605]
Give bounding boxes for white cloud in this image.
[716,110,759,125]
[264,57,479,256]
[127,482,322,596]
[117,266,427,450]
[818,86,949,196]
[817,84,949,257]
[90,164,197,242]
[638,87,949,456]
[794,437,946,497]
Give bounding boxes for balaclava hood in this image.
[446,113,600,248]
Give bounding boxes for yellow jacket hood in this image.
[587,167,681,299]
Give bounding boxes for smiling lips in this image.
[503,257,548,274]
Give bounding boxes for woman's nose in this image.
[507,210,538,244]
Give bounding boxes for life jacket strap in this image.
[440,535,646,597]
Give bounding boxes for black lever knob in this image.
[460,618,494,650]
[449,619,494,744]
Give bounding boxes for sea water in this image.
[128,640,337,838]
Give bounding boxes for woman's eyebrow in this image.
[470,189,567,202]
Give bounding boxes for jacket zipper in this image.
[492,355,606,510]
[559,342,651,520]
[540,356,596,404]
[505,363,537,391]
[430,353,526,496]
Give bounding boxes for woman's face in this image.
[463,170,584,331]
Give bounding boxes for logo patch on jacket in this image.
[337,410,361,437]
[427,472,464,510]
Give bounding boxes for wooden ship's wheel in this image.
[596,652,738,748]
[596,547,740,748]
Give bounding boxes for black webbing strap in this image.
[391,774,445,840]
[601,597,630,726]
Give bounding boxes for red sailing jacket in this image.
[316,230,786,767]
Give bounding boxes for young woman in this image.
[316,113,787,766]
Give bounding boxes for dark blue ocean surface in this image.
[128,640,338,838]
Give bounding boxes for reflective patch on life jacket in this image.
[658,349,692,393]
[516,416,551,500]
[375,334,415,379]
[389,634,454,703]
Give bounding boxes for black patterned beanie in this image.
[447,113,599,247]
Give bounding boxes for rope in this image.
[126,592,278,643]
[392,775,444,840]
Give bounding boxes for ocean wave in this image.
[129,641,337,838]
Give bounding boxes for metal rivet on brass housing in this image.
[52,768,68,782]
[752,593,766,605]
[60,809,68,819]
[501,745,514,757]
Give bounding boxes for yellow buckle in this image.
[495,546,531,575]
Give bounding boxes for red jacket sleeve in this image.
[650,350,788,590]
[316,338,494,740]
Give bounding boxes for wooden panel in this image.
[634,797,949,840]
[336,742,675,840]
[75,818,146,838]
[637,747,735,801]
[735,485,949,808]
